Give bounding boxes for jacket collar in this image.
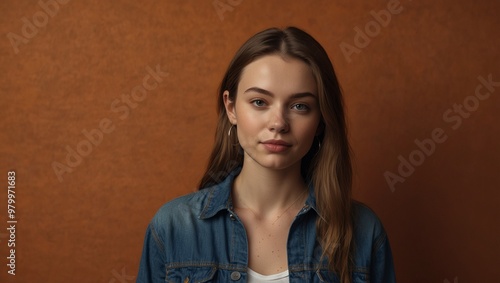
[199,167,320,219]
[199,167,241,219]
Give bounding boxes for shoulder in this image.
[352,202,384,231]
[148,169,237,236]
[351,202,396,281]
[149,179,232,231]
[150,189,211,226]
[352,201,388,249]
[351,201,394,268]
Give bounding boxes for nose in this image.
[268,107,289,133]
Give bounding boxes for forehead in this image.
[237,55,317,96]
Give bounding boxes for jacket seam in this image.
[199,188,215,219]
[165,261,247,272]
[150,222,165,253]
[372,231,387,255]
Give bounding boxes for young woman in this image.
[137,27,396,283]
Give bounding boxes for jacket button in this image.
[229,213,236,221]
[230,271,241,280]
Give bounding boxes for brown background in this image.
[1,0,499,282]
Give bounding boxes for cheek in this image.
[234,106,261,139]
[295,117,321,140]
[235,100,264,122]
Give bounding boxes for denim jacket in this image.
[137,168,396,282]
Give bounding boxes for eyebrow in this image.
[243,87,316,99]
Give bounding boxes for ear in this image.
[223,90,237,125]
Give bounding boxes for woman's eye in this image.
[251,100,265,107]
[292,104,309,111]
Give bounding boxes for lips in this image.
[261,139,291,146]
[261,139,292,153]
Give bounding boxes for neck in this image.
[233,158,307,216]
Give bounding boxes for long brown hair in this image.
[198,27,353,283]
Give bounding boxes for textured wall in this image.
[1,0,499,282]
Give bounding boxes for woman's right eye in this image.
[251,100,265,107]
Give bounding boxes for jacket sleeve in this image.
[136,222,166,283]
[370,229,397,283]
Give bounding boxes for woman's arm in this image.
[370,231,397,283]
[136,223,167,283]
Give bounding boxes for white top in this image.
[247,268,290,283]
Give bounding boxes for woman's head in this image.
[223,54,321,172]
[203,26,350,182]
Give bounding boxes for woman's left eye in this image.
[292,104,309,111]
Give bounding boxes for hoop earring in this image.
[228,125,235,137]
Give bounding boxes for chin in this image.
[252,156,303,171]
[242,147,307,171]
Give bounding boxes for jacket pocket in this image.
[166,265,217,283]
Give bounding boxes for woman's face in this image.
[224,54,322,171]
